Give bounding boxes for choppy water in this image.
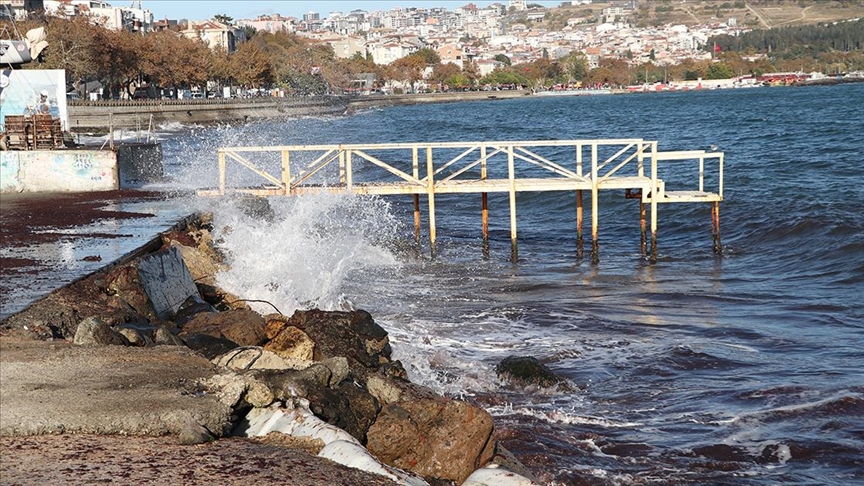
[160,84,864,484]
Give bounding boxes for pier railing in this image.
[199,139,724,261]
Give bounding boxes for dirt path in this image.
[746,3,772,29]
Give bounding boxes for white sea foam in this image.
[207,193,402,316]
[487,405,641,428]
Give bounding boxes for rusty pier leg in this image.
[481,192,490,258]
[640,199,647,256]
[576,190,584,259]
[413,194,421,246]
[711,201,722,255]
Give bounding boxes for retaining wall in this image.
[0,143,162,193]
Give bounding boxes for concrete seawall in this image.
[67,90,530,132]
[68,96,349,133]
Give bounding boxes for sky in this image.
[144,1,562,21]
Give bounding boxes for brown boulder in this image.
[104,265,158,321]
[264,325,314,361]
[287,309,391,380]
[180,309,266,347]
[73,317,130,346]
[306,380,381,442]
[366,398,496,483]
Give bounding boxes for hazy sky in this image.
[144,1,561,21]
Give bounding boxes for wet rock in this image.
[495,356,562,389]
[180,309,266,347]
[366,398,496,483]
[287,309,392,380]
[183,333,239,360]
[307,381,381,442]
[230,193,276,222]
[322,357,350,387]
[264,325,315,361]
[168,241,223,284]
[104,265,158,320]
[73,317,130,346]
[116,325,153,346]
[154,325,185,346]
[136,246,200,320]
[365,373,438,407]
[248,364,332,402]
[213,347,313,371]
[176,420,213,445]
[173,295,217,327]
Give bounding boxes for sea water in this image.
[162,84,864,484]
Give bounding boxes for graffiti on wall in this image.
[0,150,116,193]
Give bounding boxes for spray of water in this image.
[206,193,403,316]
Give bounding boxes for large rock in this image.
[306,381,381,443]
[494,356,562,389]
[180,309,267,347]
[213,348,313,371]
[286,309,392,380]
[104,265,158,321]
[73,317,130,346]
[136,246,200,320]
[264,325,315,361]
[366,398,496,483]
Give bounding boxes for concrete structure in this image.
[0,143,162,193]
[0,0,44,20]
[66,97,349,133]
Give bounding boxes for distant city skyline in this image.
[144,0,561,21]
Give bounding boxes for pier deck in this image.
[198,139,724,261]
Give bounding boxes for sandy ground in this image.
[0,434,397,485]
[0,336,398,485]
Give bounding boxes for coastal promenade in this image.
[66,90,530,133]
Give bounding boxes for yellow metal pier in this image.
[198,139,724,262]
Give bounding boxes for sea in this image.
[155,84,863,485]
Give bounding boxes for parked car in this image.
[66,91,80,100]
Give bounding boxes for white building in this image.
[43,0,153,32]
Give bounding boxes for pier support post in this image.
[414,195,421,245]
[412,147,421,246]
[481,145,489,256]
[650,142,659,263]
[426,147,437,257]
[590,144,599,264]
[576,190,584,259]
[508,145,518,263]
[218,150,226,196]
[712,201,722,255]
[338,150,346,185]
[281,150,291,195]
[640,199,647,256]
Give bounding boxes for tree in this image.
[560,52,588,82]
[706,62,734,79]
[494,53,512,66]
[213,14,234,25]
[230,41,274,88]
[413,48,441,65]
[429,62,461,86]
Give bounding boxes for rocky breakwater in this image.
[0,214,537,485]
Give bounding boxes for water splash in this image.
[206,193,402,316]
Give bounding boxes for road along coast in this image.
[67,90,531,133]
[0,207,541,485]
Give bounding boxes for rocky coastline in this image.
[0,209,544,485]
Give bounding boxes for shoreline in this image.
[0,210,540,485]
[66,79,864,133]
